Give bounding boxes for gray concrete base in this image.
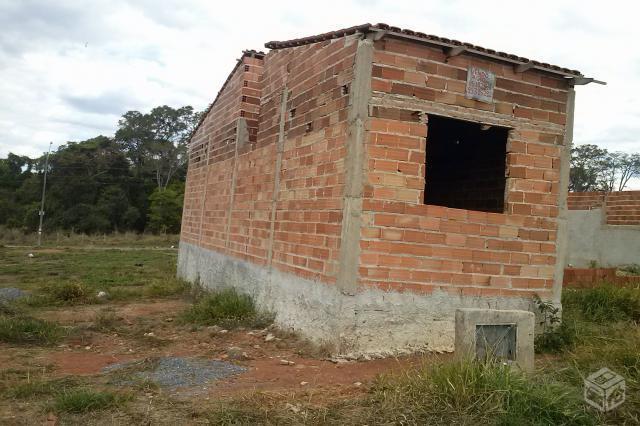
[567,209,640,267]
[455,308,535,372]
[178,242,538,357]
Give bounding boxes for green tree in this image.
[147,184,184,234]
[570,144,639,192]
[115,105,200,190]
[0,153,34,227]
[569,144,608,192]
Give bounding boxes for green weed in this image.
[180,288,273,328]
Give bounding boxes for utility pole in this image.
[37,142,53,247]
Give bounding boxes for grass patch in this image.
[180,288,273,329]
[0,246,184,307]
[564,284,640,322]
[0,227,179,248]
[367,361,594,425]
[4,376,78,399]
[52,388,127,413]
[0,314,63,344]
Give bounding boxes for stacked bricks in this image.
[568,191,640,225]
[358,37,570,301]
[181,52,264,253]
[182,36,359,283]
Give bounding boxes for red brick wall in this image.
[358,37,570,301]
[182,36,359,284]
[181,54,264,251]
[568,191,640,225]
[567,191,605,210]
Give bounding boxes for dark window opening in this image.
[425,115,508,213]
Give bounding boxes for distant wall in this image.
[568,191,640,225]
[567,191,640,267]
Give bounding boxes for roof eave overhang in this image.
[372,28,605,86]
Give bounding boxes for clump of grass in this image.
[53,389,127,413]
[180,288,273,328]
[144,278,190,298]
[92,308,120,332]
[0,314,64,344]
[368,361,594,425]
[45,282,88,303]
[24,282,91,307]
[564,285,640,322]
[4,376,77,399]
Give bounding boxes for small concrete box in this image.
[455,308,535,372]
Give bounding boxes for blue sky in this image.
[0,0,637,168]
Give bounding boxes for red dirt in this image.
[3,299,447,394]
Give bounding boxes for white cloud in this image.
[0,0,638,185]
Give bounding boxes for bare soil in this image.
[0,298,444,424]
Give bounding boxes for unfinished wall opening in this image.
[424,115,509,213]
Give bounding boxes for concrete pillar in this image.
[224,117,248,249]
[196,140,212,246]
[267,88,289,266]
[336,35,374,295]
[552,87,576,306]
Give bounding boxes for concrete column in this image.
[267,88,289,266]
[224,117,248,249]
[196,139,212,246]
[336,36,374,295]
[552,87,575,305]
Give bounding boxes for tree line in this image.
[0,105,201,235]
[570,145,640,192]
[1,112,638,236]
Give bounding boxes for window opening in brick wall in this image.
[425,115,508,213]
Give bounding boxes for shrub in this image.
[535,320,578,353]
[534,296,577,353]
[180,288,273,328]
[564,285,640,323]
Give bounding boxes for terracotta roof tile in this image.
[265,23,582,77]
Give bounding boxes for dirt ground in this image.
[0,296,443,423]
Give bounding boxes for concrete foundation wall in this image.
[179,241,535,356]
[567,209,640,267]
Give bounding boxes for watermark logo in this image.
[584,367,625,412]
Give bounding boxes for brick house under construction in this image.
[178,23,599,355]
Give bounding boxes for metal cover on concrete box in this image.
[475,324,517,361]
[455,308,534,372]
